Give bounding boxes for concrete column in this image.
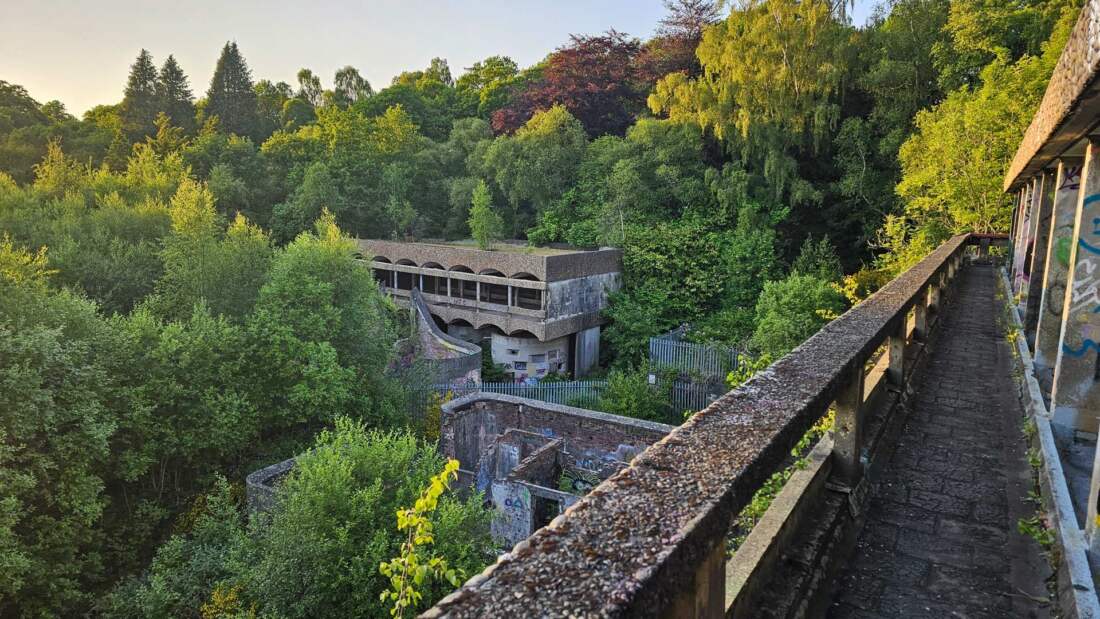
[1034,158,1084,372]
[1023,170,1056,347]
[913,289,929,342]
[1020,173,1051,311]
[419,273,424,292]
[832,366,866,486]
[476,281,481,303]
[887,319,906,387]
[391,270,397,289]
[1012,182,1035,294]
[928,273,943,317]
[507,285,513,307]
[1051,138,1100,433]
[446,277,451,297]
[1088,444,1100,551]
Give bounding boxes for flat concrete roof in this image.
[1005,1,1100,191]
[358,238,622,281]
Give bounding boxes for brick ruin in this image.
[439,392,674,547]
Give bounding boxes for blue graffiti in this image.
[1063,339,1100,358]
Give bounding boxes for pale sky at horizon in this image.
[0,1,876,117]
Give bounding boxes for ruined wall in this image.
[440,394,673,479]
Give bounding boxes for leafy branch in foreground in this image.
[379,458,465,617]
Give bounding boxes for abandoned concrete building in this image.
[417,4,1100,616]
[438,393,674,547]
[358,239,621,380]
[245,392,672,550]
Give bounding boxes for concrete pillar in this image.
[1023,170,1057,347]
[928,273,943,317]
[1020,173,1051,311]
[1051,138,1100,433]
[419,273,424,292]
[476,281,481,303]
[507,285,513,307]
[1012,183,1034,294]
[1034,159,1084,372]
[573,326,600,378]
[391,270,397,289]
[668,537,726,618]
[832,366,866,486]
[447,277,452,297]
[913,289,929,342]
[1088,444,1100,552]
[887,319,906,388]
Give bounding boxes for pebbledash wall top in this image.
[1005,0,1100,191]
[358,239,622,282]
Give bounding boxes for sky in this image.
[0,0,876,117]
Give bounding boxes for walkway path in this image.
[827,263,1053,618]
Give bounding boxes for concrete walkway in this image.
[827,264,1053,618]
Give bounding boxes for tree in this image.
[455,56,520,118]
[750,273,847,358]
[493,31,645,136]
[157,55,195,133]
[121,49,161,141]
[206,42,259,139]
[296,68,323,106]
[650,0,849,205]
[482,105,587,235]
[0,239,122,616]
[467,180,503,248]
[333,66,373,107]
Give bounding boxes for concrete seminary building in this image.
[357,239,622,381]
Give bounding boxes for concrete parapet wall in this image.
[1005,0,1100,190]
[424,234,978,618]
[359,239,622,282]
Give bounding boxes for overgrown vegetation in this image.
[0,0,1083,613]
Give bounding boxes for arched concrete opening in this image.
[421,262,446,295]
[450,265,477,300]
[479,269,508,305]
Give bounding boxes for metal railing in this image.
[649,326,742,379]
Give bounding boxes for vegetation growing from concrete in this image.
[0,0,1079,612]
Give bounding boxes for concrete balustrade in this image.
[423,234,984,618]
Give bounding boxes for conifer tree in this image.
[157,55,195,133]
[206,42,259,139]
[120,49,160,141]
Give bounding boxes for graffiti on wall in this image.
[1062,194,1100,358]
[1045,166,1083,319]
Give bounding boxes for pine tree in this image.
[206,42,259,139]
[120,49,160,141]
[157,55,195,133]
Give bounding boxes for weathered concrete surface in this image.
[1035,159,1084,372]
[1004,0,1100,191]
[422,235,970,618]
[828,264,1053,618]
[1051,139,1100,433]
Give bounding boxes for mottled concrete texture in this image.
[1005,0,1100,191]
[828,264,1053,619]
[422,235,971,618]
[358,238,622,281]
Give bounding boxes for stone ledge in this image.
[422,235,971,617]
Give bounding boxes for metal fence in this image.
[648,326,741,379]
